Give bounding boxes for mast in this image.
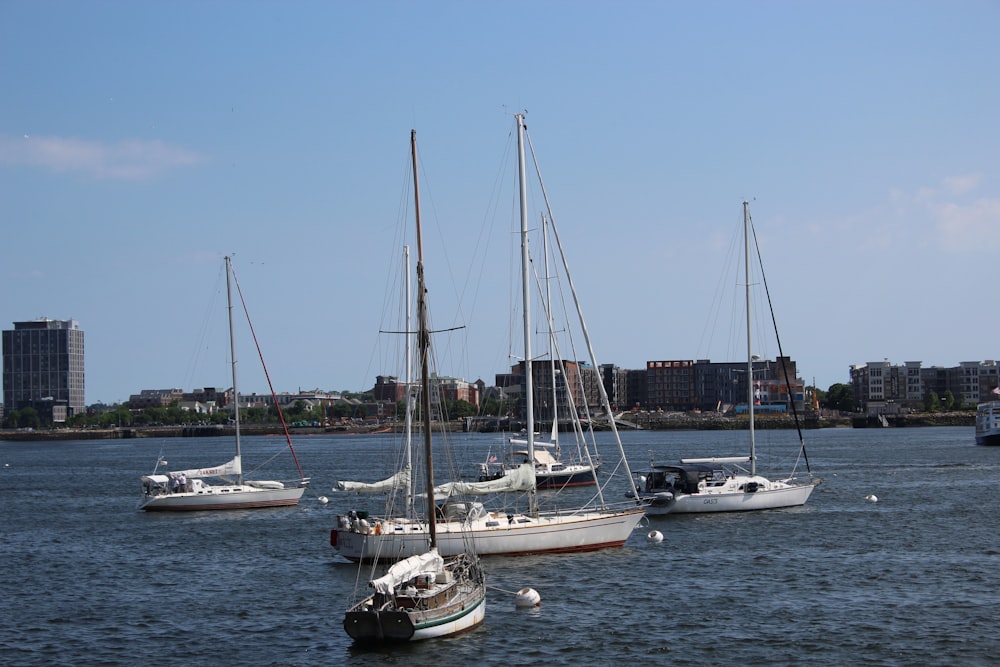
[225,255,243,485]
[542,214,560,453]
[743,200,756,476]
[404,245,415,518]
[411,130,437,548]
[516,113,538,515]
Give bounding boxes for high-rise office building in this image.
[2,318,85,421]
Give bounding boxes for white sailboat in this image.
[478,215,601,489]
[139,256,309,511]
[343,130,485,644]
[331,114,645,561]
[634,201,819,515]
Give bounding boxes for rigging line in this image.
[364,152,416,402]
[183,262,226,392]
[522,122,641,501]
[747,211,811,476]
[527,252,596,469]
[228,262,306,481]
[411,140,469,378]
[464,123,516,334]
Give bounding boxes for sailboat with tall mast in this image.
[139,256,309,511]
[478,214,602,489]
[331,115,645,561]
[342,130,485,644]
[633,201,819,515]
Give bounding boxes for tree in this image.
[824,383,856,412]
[942,390,956,411]
[446,399,478,419]
[924,391,941,412]
[10,407,42,429]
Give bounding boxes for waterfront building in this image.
[624,368,647,410]
[497,359,604,421]
[643,357,804,414]
[646,360,697,411]
[599,363,628,412]
[2,318,85,422]
[373,373,479,417]
[849,359,999,414]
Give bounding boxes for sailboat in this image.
[342,130,486,644]
[479,215,601,490]
[331,114,645,561]
[633,201,819,515]
[138,256,309,511]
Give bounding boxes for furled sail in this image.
[434,462,535,498]
[170,456,242,479]
[334,466,411,493]
[370,548,444,596]
[680,456,751,465]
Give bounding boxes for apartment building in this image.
[850,359,999,414]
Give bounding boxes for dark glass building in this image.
[2,318,85,421]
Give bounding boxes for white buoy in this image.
[515,587,541,608]
[865,494,879,503]
[647,530,664,543]
[318,496,329,505]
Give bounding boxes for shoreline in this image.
[0,412,974,442]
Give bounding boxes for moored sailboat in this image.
[331,114,645,561]
[139,256,309,511]
[479,214,601,490]
[343,130,485,644]
[633,201,819,515]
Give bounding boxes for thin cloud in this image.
[934,198,1000,251]
[903,174,1000,251]
[0,134,204,180]
[942,173,981,195]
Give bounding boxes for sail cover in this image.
[680,456,751,465]
[370,549,444,595]
[169,456,242,479]
[334,467,411,493]
[434,462,536,498]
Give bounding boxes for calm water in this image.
[1,426,997,666]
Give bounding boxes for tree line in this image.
[2,384,973,430]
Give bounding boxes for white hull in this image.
[655,481,817,515]
[333,507,645,561]
[139,485,305,511]
[344,554,486,643]
[976,401,1000,446]
[411,594,486,641]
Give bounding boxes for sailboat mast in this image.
[542,214,560,453]
[743,201,756,477]
[411,130,437,548]
[225,255,243,485]
[404,245,415,518]
[516,114,538,515]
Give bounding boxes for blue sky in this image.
[2,1,998,404]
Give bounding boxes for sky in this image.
[2,1,998,405]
